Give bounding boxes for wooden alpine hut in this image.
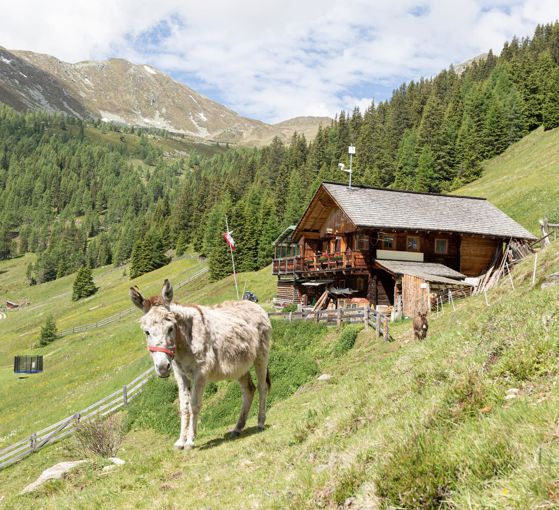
[272,181,536,316]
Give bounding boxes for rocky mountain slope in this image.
[0,47,329,146]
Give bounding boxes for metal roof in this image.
[322,182,536,240]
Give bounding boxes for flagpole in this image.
[225,215,240,300]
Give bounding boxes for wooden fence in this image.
[0,368,153,471]
[58,267,209,338]
[268,306,390,340]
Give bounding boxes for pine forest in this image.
[1,22,559,283]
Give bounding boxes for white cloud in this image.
[1,0,558,122]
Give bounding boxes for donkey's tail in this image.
[266,368,271,391]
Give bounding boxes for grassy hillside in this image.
[1,243,558,508]
[0,254,275,445]
[456,126,559,234]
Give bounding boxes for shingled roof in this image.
[319,182,535,240]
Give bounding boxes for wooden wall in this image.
[459,237,500,276]
[276,282,300,304]
[371,231,460,271]
[402,274,430,317]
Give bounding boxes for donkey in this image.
[130,280,272,449]
[413,311,429,340]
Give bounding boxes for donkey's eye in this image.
[144,330,149,336]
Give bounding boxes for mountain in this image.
[0,47,330,146]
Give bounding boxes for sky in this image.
[1,1,558,123]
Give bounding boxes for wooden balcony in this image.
[272,250,368,275]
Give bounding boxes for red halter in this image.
[148,345,176,358]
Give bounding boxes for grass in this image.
[1,242,557,509]
[1,129,559,507]
[456,126,559,233]
[0,255,275,445]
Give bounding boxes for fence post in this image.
[30,433,37,453]
[383,316,389,341]
[375,311,381,338]
[336,308,342,329]
[363,307,369,330]
[123,385,128,405]
[288,312,292,322]
[532,253,538,287]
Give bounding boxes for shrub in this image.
[282,303,298,313]
[75,414,124,458]
[332,324,362,357]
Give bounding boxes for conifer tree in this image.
[39,315,58,346]
[543,67,559,130]
[175,232,188,256]
[72,265,98,301]
[415,146,436,192]
[393,129,418,189]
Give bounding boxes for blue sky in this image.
[1,0,559,123]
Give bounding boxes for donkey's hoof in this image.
[257,425,266,432]
[183,443,194,450]
[174,440,186,450]
[228,429,241,438]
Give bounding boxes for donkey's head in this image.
[130,280,177,378]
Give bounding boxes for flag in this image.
[223,231,236,251]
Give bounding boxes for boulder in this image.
[20,460,88,494]
[541,272,559,289]
[317,374,332,381]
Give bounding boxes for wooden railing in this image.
[268,306,389,340]
[58,267,209,338]
[0,368,153,471]
[272,250,368,275]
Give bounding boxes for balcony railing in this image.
[272,250,368,275]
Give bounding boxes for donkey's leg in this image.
[254,357,269,431]
[173,368,191,450]
[232,372,255,436]
[186,375,206,449]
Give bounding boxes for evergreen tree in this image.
[175,232,188,256]
[39,315,58,346]
[72,265,98,301]
[393,129,418,189]
[415,146,436,192]
[543,67,559,130]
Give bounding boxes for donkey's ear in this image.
[130,286,150,313]
[162,279,173,306]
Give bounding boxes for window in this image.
[406,236,420,252]
[382,234,394,249]
[354,235,369,251]
[435,238,448,255]
[356,277,365,290]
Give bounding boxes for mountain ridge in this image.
[0,47,330,147]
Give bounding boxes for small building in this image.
[272,182,536,315]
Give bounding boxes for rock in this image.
[317,374,332,381]
[109,457,125,465]
[541,273,559,289]
[506,388,520,395]
[504,394,517,401]
[20,460,88,494]
[102,465,117,473]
